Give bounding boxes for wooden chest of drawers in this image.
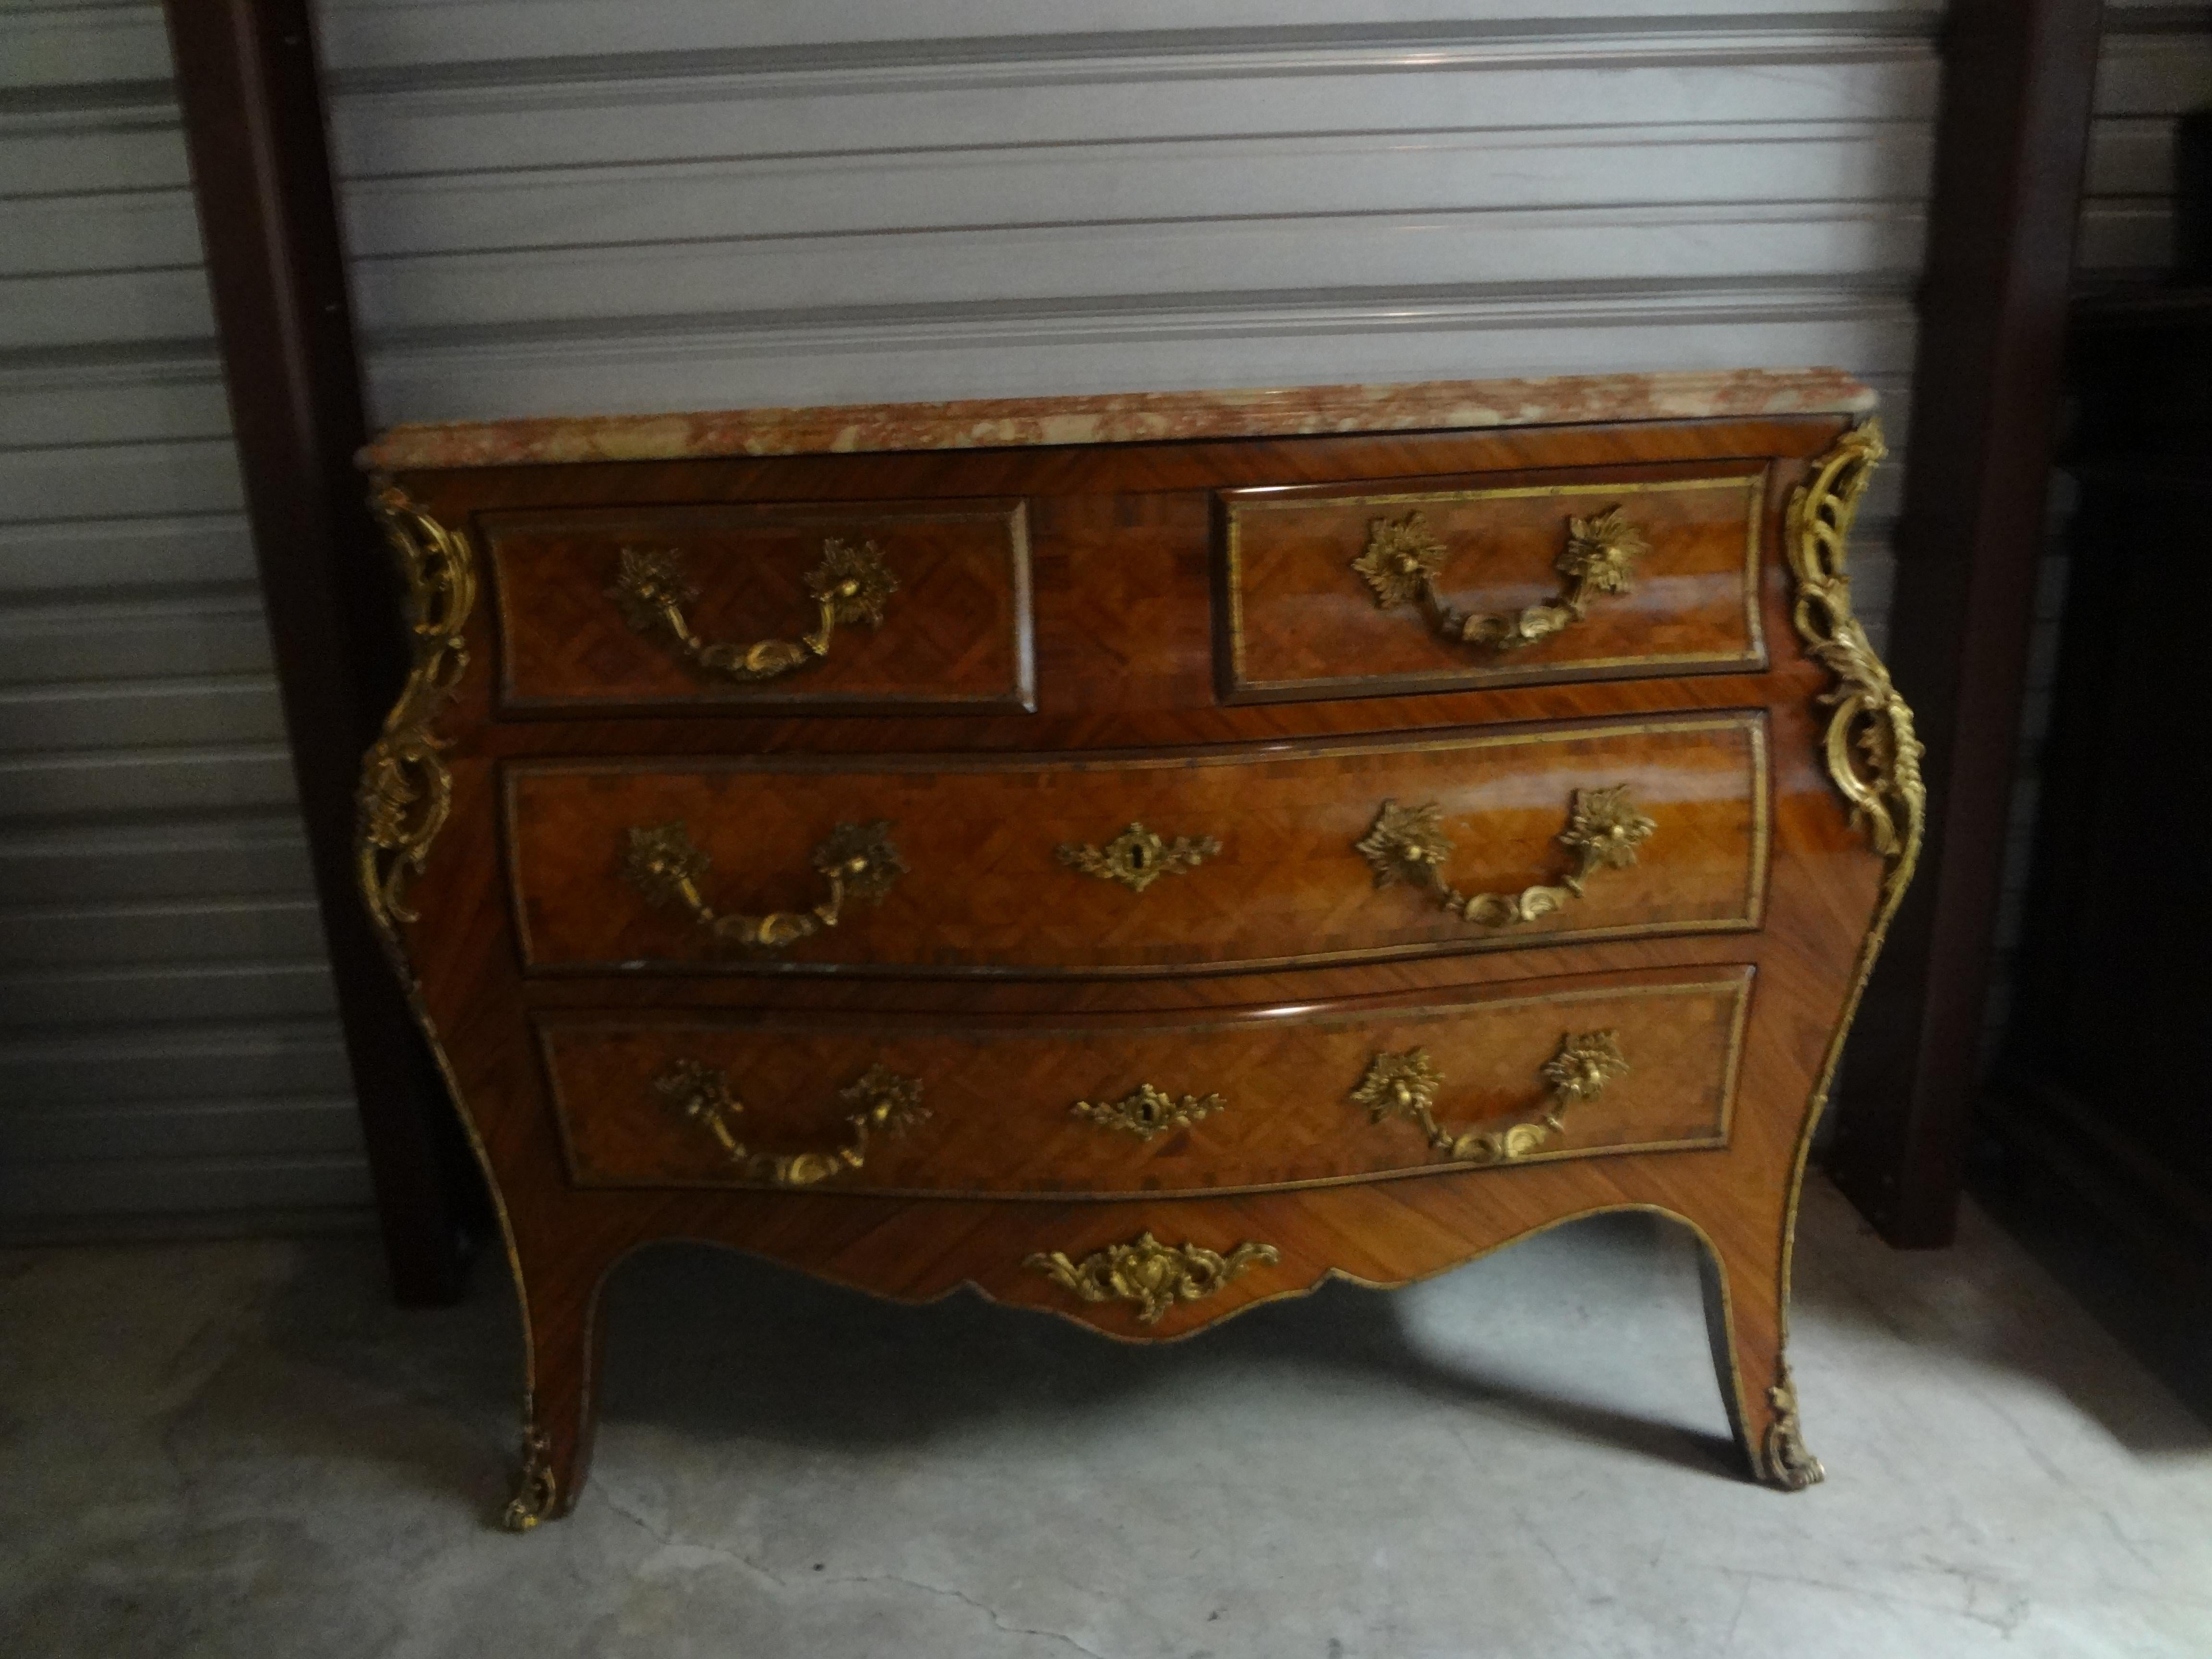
[355,371,1918,1527]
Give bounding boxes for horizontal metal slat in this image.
[2085,116,2179,196]
[315,1,1944,71]
[0,676,288,753]
[354,206,1932,338]
[0,368,231,448]
[0,436,244,522]
[332,56,1940,178]
[0,4,175,93]
[0,266,216,354]
[0,593,273,685]
[0,1020,351,1105]
[0,186,201,277]
[344,123,1941,257]
[0,112,187,197]
[0,816,314,904]
[0,1154,374,1218]
[0,515,259,594]
[0,896,326,968]
[0,744,304,819]
[2092,31,2212,116]
[0,1096,364,1162]
[0,960,337,1027]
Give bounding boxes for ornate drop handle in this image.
[655,1058,926,1187]
[1353,505,1648,651]
[1355,784,1655,927]
[1352,1030,1629,1166]
[609,538,897,684]
[619,818,903,951]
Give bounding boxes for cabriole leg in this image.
[500,1257,611,1530]
[1693,1226,1823,1491]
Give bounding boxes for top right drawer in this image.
[1218,461,1768,702]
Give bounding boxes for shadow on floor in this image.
[248,1209,1745,1503]
[589,1212,1746,1484]
[1795,1170,2212,1462]
[1968,1145,2212,1445]
[247,1178,2212,1522]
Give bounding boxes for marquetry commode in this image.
[354,370,1919,1527]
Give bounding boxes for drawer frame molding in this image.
[358,483,477,963]
[608,537,898,685]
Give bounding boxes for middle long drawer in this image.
[505,711,1767,978]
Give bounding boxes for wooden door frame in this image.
[1825,0,2106,1246]
[160,0,479,1302]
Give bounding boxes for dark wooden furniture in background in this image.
[354,374,1919,1525]
[161,0,480,1300]
[1825,0,2105,1248]
[1989,291,2212,1271]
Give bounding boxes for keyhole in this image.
[1129,845,1150,870]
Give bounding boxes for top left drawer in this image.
[484,498,1034,715]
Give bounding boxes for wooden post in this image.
[160,0,479,1301]
[1825,0,2106,1245]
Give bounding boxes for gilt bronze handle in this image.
[1352,505,1647,651]
[655,1058,926,1187]
[619,818,902,950]
[1352,1030,1628,1166]
[1355,784,1654,927]
[608,538,897,684]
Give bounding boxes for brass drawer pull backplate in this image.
[1356,784,1654,927]
[1057,821,1222,893]
[1026,1232,1279,1324]
[609,537,897,684]
[1353,1029,1629,1165]
[620,818,902,951]
[1353,505,1648,652]
[655,1058,926,1188]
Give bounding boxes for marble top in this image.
[360,369,1876,472]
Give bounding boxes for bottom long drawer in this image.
[536,966,1752,1199]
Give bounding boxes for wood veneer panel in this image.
[540,966,1751,1196]
[487,498,1033,714]
[505,715,1767,977]
[1223,463,1766,700]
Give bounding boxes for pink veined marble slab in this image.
[359,368,1877,472]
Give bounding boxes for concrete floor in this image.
[4,1179,2209,1659]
